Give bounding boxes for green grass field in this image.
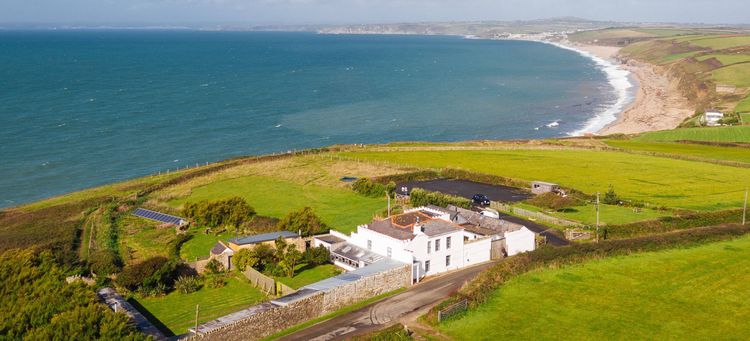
[741,112,750,123]
[170,175,386,233]
[605,139,750,164]
[738,100,750,115]
[135,275,267,335]
[275,263,342,289]
[119,215,177,264]
[696,53,750,66]
[516,202,669,226]
[712,63,750,88]
[341,149,750,210]
[438,235,750,340]
[688,35,750,50]
[634,126,750,143]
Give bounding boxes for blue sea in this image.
[0,30,620,207]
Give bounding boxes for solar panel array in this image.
[132,208,186,225]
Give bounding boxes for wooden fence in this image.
[243,267,278,296]
[491,202,583,227]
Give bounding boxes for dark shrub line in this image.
[605,209,743,239]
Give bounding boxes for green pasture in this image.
[438,235,750,340]
[135,275,267,335]
[634,126,750,143]
[274,263,342,289]
[687,35,750,50]
[170,175,386,233]
[340,149,750,210]
[696,53,750,66]
[605,139,750,164]
[712,63,750,88]
[515,202,669,226]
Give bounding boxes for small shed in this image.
[531,181,559,195]
[703,111,724,127]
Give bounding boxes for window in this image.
[387,247,392,258]
[427,241,431,254]
[435,238,440,252]
[425,260,430,273]
[446,236,452,249]
[446,255,451,266]
[367,240,372,250]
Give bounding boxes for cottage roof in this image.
[368,219,415,240]
[210,241,231,255]
[420,219,462,237]
[314,234,345,245]
[229,231,299,246]
[330,242,384,264]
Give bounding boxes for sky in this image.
[1,0,748,26]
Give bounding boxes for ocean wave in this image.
[543,42,633,136]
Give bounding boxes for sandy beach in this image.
[568,43,694,135]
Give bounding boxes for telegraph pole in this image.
[194,304,200,336]
[596,192,600,242]
[743,187,748,226]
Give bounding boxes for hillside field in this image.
[605,139,750,164]
[633,126,750,143]
[438,235,750,340]
[340,149,750,210]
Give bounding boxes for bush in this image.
[204,258,225,274]
[527,192,580,211]
[352,178,389,197]
[276,207,327,236]
[205,275,226,289]
[304,245,331,266]
[117,256,177,293]
[232,248,258,272]
[183,196,256,229]
[602,185,621,205]
[88,250,122,276]
[174,275,201,294]
[409,188,471,209]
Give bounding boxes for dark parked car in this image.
[472,194,491,206]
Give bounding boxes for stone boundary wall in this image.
[320,264,411,314]
[188,264,411,340]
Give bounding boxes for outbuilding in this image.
[531,181,560,195]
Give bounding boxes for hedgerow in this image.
[409,188,471,208]
[605,209,743,239]
[426,223,750,325]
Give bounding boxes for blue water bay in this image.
[0,30,615,207]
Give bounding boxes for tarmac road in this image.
[278,261,495,341]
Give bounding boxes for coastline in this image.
[554,41,694,135]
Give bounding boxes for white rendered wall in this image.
[349,226,413,265]
[462,237,491,266]
[410,230,464,277]
[505,227,536,256]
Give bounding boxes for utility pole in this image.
[743,187,748,226]
[596,192,600,243]
[194,304,200,336]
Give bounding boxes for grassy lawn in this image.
[180,229,230,262]
[688,35,750,50]
[696,53,750,66]
[119,214,177,265]
[438,235,750,340]
[605,139,750,164]
[340,149,750,211]
[135,274,267,335]
[633,126,750,143]
[515,202,669,226]
[170,175,386,233]
[274,263,342,289]
[738,101,750,116]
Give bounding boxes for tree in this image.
[117,256,174,292]
[304,245,331,266]
[279,245,303,278]
[276,207,327,236]
[603,185,621,205]
[253,243,276,270]
[183,197,256,229]
[232,248,258,272]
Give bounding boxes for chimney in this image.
[413,217,423,234]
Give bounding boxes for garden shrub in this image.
[409,188,471,209]
[526,192,580,211]
[117,256,177,293]
[174,275,200,294]
[183,196,256,229]
[352,178,391,197]
[304,245,331,266]
[204,258,225,274]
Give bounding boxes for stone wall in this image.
[321,264,411,314]
[186,263,411,341]
[199,293,324,341]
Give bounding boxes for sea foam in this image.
[544,42,634,136]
